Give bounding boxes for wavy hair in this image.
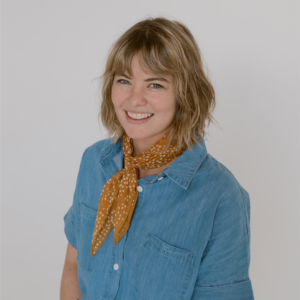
[98,17,219,151]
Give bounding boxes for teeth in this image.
[127,112,154,120]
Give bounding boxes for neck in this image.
[130,130,171,157]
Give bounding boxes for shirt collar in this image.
[98,134,207,190]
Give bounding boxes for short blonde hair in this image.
[98,17,218,151]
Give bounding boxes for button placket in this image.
[101,231,128,300]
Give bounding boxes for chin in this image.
[123,131,149,139]
[124,129,166,141]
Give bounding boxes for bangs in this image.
[110,30,177,77]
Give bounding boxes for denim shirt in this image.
[63,135,255,300]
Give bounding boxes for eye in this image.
[118,79,130,84]
[150,83,163,89]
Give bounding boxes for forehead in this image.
[126,55,171,79]
[113,50,173,79]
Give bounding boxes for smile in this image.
[126,111,154,120]
[125,111,154,124]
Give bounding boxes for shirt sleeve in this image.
[191,184,255,300]
[63,148,88,250]
[63,205,77,249]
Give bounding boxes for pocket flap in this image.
[80,203,97,219]
[144,233,195,266]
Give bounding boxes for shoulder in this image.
[73,137,114,194]
[196,152,249,204]
[197,152,251,238]
[84,137,113,155]
[80,137,113,163]
[73,137,114,179]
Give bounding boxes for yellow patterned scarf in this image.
[91,131,186,256]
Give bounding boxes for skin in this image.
[111,53,179,178]
[60,242,81,300]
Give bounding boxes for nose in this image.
[127,85,147,106]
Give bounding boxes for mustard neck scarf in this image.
[91,131,186,256]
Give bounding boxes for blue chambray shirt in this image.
[63,134,255,300]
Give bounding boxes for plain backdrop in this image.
[1,1,299,299]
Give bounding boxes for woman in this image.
[60,17,255,300]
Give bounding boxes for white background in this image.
[2,1,299,299]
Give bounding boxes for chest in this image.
[75,174,218,300]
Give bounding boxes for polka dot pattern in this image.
[91,131,186,256]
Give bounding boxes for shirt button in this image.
[137,186,143,192]
[158,177,164,181]
[113,264,119,270]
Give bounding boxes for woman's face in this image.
[111,54,176,150]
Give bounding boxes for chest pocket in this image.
[77,203,97,272]
[134,233,195,300]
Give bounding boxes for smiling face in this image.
[111,53,177,154]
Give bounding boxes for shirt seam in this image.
[195,277,250,288]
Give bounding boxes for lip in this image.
[125,110,154,124]
[125,110,154,114]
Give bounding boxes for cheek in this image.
[111,88,123,108]
[155,95,176,115]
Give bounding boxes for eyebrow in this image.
[117,73,170,83]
